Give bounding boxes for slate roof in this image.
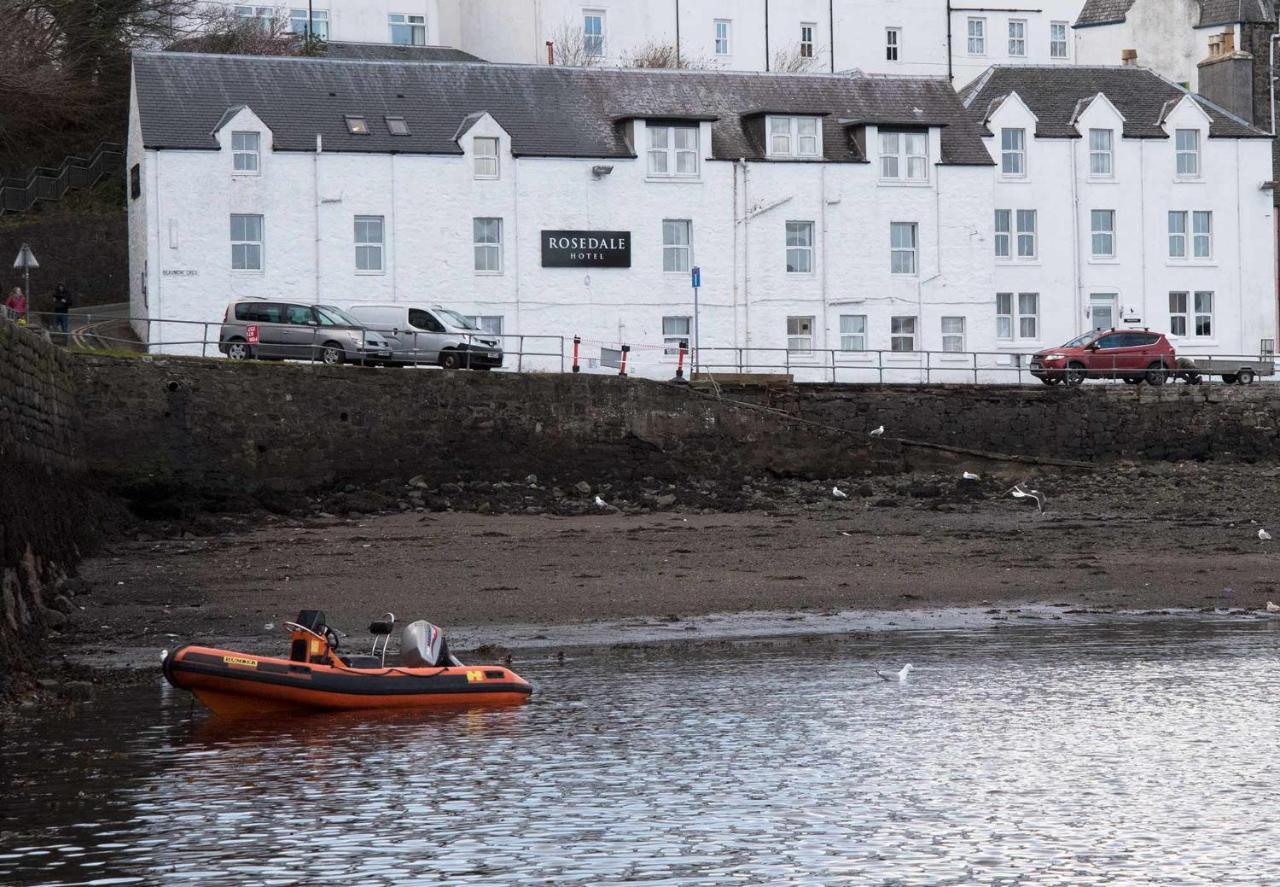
[319,42,484,63]
[960,65,1270,139]
[131,51,994,165]
[1196,0,1275,26]
[1077,0,1275,27]
[1075,0,1136,27]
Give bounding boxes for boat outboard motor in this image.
[400,620,461,668]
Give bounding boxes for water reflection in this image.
[2,620,1279,885]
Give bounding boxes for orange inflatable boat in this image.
[163,610,532,716]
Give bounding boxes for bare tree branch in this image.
[548,22,601,67]
[772,44,820,74]
[623,41,704,70]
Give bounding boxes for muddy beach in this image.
[49,459,1280,674]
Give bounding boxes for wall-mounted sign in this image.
[162,269,198,277]
[541,230,631,268]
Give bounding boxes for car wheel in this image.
[1123,377,1141,385]
[1184,372,1202,385]
[225,338,251,360]
[320,343,344,366]
[1145,362,1168,386]
[439,351,460,370]
[1222,374,1238,384]
[1063,362,1087,386]
[1237,368,1256,385]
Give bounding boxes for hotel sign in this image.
[541,230,631,268]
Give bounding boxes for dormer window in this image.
[231,131,260,173]
[474,136,499,179]
[648,125,698,178]
[345,115,369,135]
[386,116,410,136]
[879,129,928,181]
[1175,129,1200,177]
[768,116,821,159]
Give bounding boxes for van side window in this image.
[409,309,444,333]
[236,302,284,323]
[285,304,314,325]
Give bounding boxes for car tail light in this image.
[223,304,230,322]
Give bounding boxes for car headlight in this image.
[1044,353,1065,361]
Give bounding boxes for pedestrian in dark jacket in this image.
[53,283,72,334]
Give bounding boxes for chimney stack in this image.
[1121,49,1138,66]
[546,40,554,64]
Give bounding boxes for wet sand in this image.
[66,461,1280,666]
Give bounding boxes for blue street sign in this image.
[691,266,701,289]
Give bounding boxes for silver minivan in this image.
[343,304,503,369]
[219,300,391,365]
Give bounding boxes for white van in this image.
[342,304,503,369]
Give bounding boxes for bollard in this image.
[618,344,630,377]
[672,339,688,383]
[572,335,581,373]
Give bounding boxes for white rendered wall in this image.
[131,112,998,381]
[985,91,1275,359]
[1073,1,1202,87]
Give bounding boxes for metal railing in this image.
[9,310,1277,386]
[0,143,124,214]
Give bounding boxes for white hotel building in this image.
[127,51,1275,379]
[209,0,1086,81]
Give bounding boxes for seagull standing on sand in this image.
[1259,528,1272,541]
[869,425,885,437]
[832,486,849,499]
[594,495,608,509]
[1010,484,1046,514]
[876,664,914,683]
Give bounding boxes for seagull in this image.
[832,485,848,499]
[877,663,914,683]
[1266,601,1280,613]
[594,495,608,509]
[1259,528,1272,541]
[869,425,885,437]
[1010,484,1046,514]
[962,471,981,481]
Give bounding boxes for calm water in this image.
[2,620,1278,886]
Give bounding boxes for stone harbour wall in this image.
[0,318,101,686]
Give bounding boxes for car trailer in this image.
[1174,356,1275,385]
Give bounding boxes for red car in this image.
[1030,329,1176,386]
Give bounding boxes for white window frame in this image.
[1008,19,1026,57]
[354,215,384,273]
[1175,129,1200,178]
[231,131,259,174]
[787,315,815,352]
[996,292,1038,341]
[890,222,918,275]
[235,5,275,32]
[388,13,426,45]
[467,315,504,336]
[289,7,329,39]
[994,209,1011,259]
[800,22,816,58]
[890,316,917,352]
[1169,292,1214,337]
[1168,211,1187,259]
[1050,21,1068,59]
[1089,128,1113,177]
[473,217,503,274]
[885,27,900,62]
[662,315,691,354]
[785,221,815,274]
[878,129,928,182]
[230,213,264,272]
[583,9,605,57]
[1015,209,1036,259]
[941,316,966,353]
[1091,210,1115,258]
[839,314,866,351]
[767,116,821,159]
[474,136,499,179]
[647,125,699,179]
[967,17,986,55]
[1000,128,1026,177]
[1192,210,1213,259]
[663,219,692,273]
[714,19,731,56]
